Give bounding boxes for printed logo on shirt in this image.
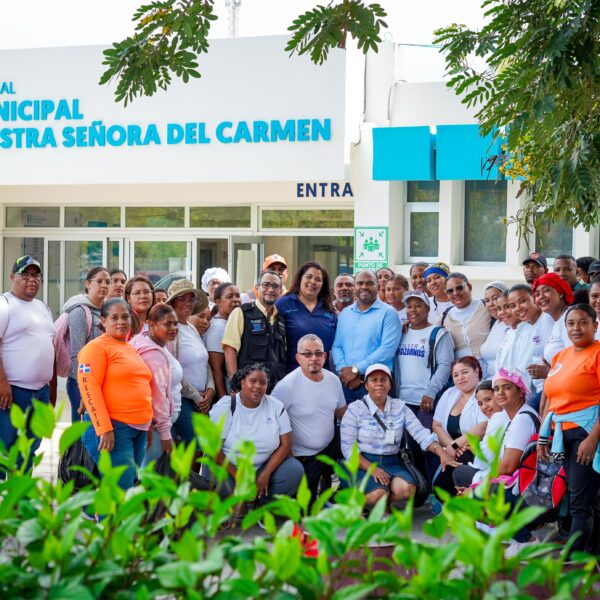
[547,362,562,377]
[250,319,265,333]
[398,343,425,358]
[532,335,541,345]
[78,363,91,373]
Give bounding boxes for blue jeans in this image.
[342,383,367,403]
[172,397,196,446]
[66,376,82,424]
[0,384,50,475]
[83,415,147,490]
[527,390,541,412]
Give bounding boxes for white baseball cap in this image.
[364,363,393,381]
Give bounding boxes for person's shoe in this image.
[429,494,442,516]
[505,539,536,559]
[532,522,558,543]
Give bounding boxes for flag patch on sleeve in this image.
[78,363,91,373]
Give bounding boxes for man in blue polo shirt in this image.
[332,269,402,402]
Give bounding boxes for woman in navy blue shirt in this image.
[275,261,338,373]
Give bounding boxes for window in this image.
[125,207,184,228]
[6,207,59,227]
[534,214,573,258]
[464,181,507,262]
[65,207,120,227]
[261,209,353,229]
[190,206,251,228]
[405,181,439,259]
[3,237,44,292]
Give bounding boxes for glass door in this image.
[129,240,192,291]
[229,236,264,293]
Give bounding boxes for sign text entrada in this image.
[0,92,332,150]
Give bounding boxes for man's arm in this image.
[355,309,402,373]
[0,359,12,410]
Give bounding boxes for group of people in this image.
[0,250,599,554]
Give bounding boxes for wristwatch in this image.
[451,441,459,450]
[351,365,359,376]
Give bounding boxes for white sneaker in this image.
[505,540,536,559]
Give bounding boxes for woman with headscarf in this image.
[479,281,510,379]
[424,262,451,323]
[201,267,231,309]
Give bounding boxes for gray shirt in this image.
[66,295,102,378]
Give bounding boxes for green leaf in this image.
[59,421,90,455]
[9,403,26,431]
[332,583,378,600]
[16,518,43,546]
[157,562,197,589]
[30,400,55,439]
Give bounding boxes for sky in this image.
[0,0,485,49]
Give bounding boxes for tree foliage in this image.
[434,0,600,233]
[99,1,386,105]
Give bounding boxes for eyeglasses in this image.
[18,272,42,281]
[260,282,282,290]
[446,284,466,295]
[298,350,325,358]
[91,278,111,285]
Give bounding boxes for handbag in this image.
[360,398,429,507]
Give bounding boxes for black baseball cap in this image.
[12,255,41,274]
[588,260,600,277]
[522,252,547,268]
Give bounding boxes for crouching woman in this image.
[340,363,458,509]
[209,363,304,502]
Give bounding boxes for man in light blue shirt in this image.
[332,270,402,402]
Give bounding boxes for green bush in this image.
[0,402,598,599]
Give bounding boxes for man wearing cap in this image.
[331,270,402,402]
[222,269,287,392]
[333,273,355,314]
[241,254,289,304]
[522,252,548,285]
[588,260,600,282]
[272,334,346,499]
[0,256,55,470]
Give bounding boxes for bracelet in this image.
[430,443,442,453]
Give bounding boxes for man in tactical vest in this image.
[222,269,287,393]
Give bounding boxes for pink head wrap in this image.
[492,367,531,400]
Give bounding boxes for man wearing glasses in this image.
[0,256,55,472]
[332,270,402,403]
[272,334,347,499]
[222,269,287,392]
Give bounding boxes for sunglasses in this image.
[446,284,466,295]
[297,351,325,358]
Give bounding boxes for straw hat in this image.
[166,279,208,313]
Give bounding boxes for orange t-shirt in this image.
[78,334,153,435]
[544,342,600,430]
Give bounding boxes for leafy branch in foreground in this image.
[100,0,387,104]
[99,0,217,106]
[434,0,600,234]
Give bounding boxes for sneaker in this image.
[505,539,536,559]
[429,494,442,516]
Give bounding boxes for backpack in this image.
[54,304,93,378]
[518,432,567,509]
[426,326,453,400]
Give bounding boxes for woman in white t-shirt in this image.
[205,282,241,398]
[209,364,304,502]
[166,279,215,445]
[479,281,510,379]
[431,356,488,506]
[424,262,452,324]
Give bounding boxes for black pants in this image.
[453,464,479,489]
[563,426,600,553]
[433,451,474,499]
[406,404,438,488]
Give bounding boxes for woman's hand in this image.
[372,467,390,486]
[256,471,271,499]
[196,388,216,413]
[160,438,173,455]
[537,443,550,462]
[98,431,115,452]
[438,450,460,472]
[420,395,435,412]
[576,435,598,465]
[443,446,457,460]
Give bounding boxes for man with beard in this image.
[333,273,355,314]
[522,252,548,284]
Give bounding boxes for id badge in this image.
[385,428,395,444]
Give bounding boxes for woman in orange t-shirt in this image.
[541,304,600,554]
[78,298,153,490]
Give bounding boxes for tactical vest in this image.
[238,303,287,391]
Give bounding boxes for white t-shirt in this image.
[210,394,291,467]
[397,325,435,405]
[430,299,452,325]
[204,317,227,353]
[544,312,570,365]
[530,312,555,391]
[176,323,208,392]
[271,367,345,456]
[479,320,509,379]
[0,293,55,390]
[165,349,183,413]
[471,410,510,473]
[495,327,516,372]
[396,308,408,324]
[501,405,538,456]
